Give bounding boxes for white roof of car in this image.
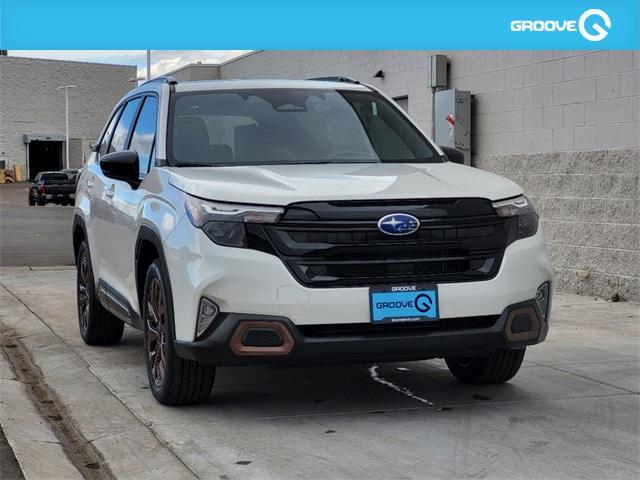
[173,79,370,93]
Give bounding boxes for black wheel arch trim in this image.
[135,225,177,340]
[71,214,88,262]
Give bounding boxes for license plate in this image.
[369,284,439,323]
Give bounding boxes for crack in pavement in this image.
[526,359,639,395]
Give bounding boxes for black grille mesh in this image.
[252,199,510,287]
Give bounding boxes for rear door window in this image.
[128,96,158,176]
[108,98,142,154]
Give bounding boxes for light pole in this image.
[57,85,76,170]
[146,50,151,81]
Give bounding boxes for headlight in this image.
[185,196,284,247]
[492,195,539,239]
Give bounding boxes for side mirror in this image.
[100,150,139,185]
[439,146,466,165]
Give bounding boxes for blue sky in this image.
[7,50,250,78]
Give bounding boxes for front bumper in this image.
[164,216,553,342]
[174,298,548,366]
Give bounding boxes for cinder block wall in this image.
[220,50,639,300]
[0,56,136,173]
[452,51,639,301]
[68,138,94,169]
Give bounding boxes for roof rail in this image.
[307,76,360,84]
[140,75,178,86]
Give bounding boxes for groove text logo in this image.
[511,9,611,42]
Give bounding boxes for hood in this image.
[167,162,522,206]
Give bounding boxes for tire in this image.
[76,241,124,345]
[61,198,69,206]
[445,348,526,385]
[143,260,215,406]
[38,196,46,206]
[28,193,35,206]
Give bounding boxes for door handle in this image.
[106,184,115,199]
[87,179,95,188]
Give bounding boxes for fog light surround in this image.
[535,282,551,321]
[505,307,540,342]
[196,298,219,339]
[230,321,294,356]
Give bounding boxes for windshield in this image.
[168,88,441,167]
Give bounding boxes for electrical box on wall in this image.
[429,55,448,88]
[434,89,472,165]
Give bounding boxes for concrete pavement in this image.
[0,183,75,267]
[0,266,638,479]
[0,424,24,480]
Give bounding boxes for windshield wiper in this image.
[173,162,214,167]
[175,159,378,168]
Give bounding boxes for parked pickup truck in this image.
[28,171,76,206]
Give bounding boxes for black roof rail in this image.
[307,76,360,84]
[140,75,178,86]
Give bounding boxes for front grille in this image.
[249,199,512,288]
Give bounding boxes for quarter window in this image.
[129,96,158,176]
[108,98,142,154]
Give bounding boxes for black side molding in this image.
[97,280,143,330]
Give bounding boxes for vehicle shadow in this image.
[117,329,537,420]
[192,360,532,420]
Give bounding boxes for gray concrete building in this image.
[170,50,639,301]
[0,55,136,179]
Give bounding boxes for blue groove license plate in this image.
[369,284,439,323]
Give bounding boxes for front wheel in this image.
[445,348,526,384]
[143,260,216,405]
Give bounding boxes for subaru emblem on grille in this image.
[378,213,420,236]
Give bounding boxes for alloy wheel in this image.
[77,252,90,333]
[146,277,167,387]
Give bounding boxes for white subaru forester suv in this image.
[73,77,552,405]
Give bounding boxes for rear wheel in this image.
[445,348,526,384]
[28,192,35,206]
[143,260,216,405]
[38,196,46,206]
[76,241,124,345]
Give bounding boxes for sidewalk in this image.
[1,266,638,479]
